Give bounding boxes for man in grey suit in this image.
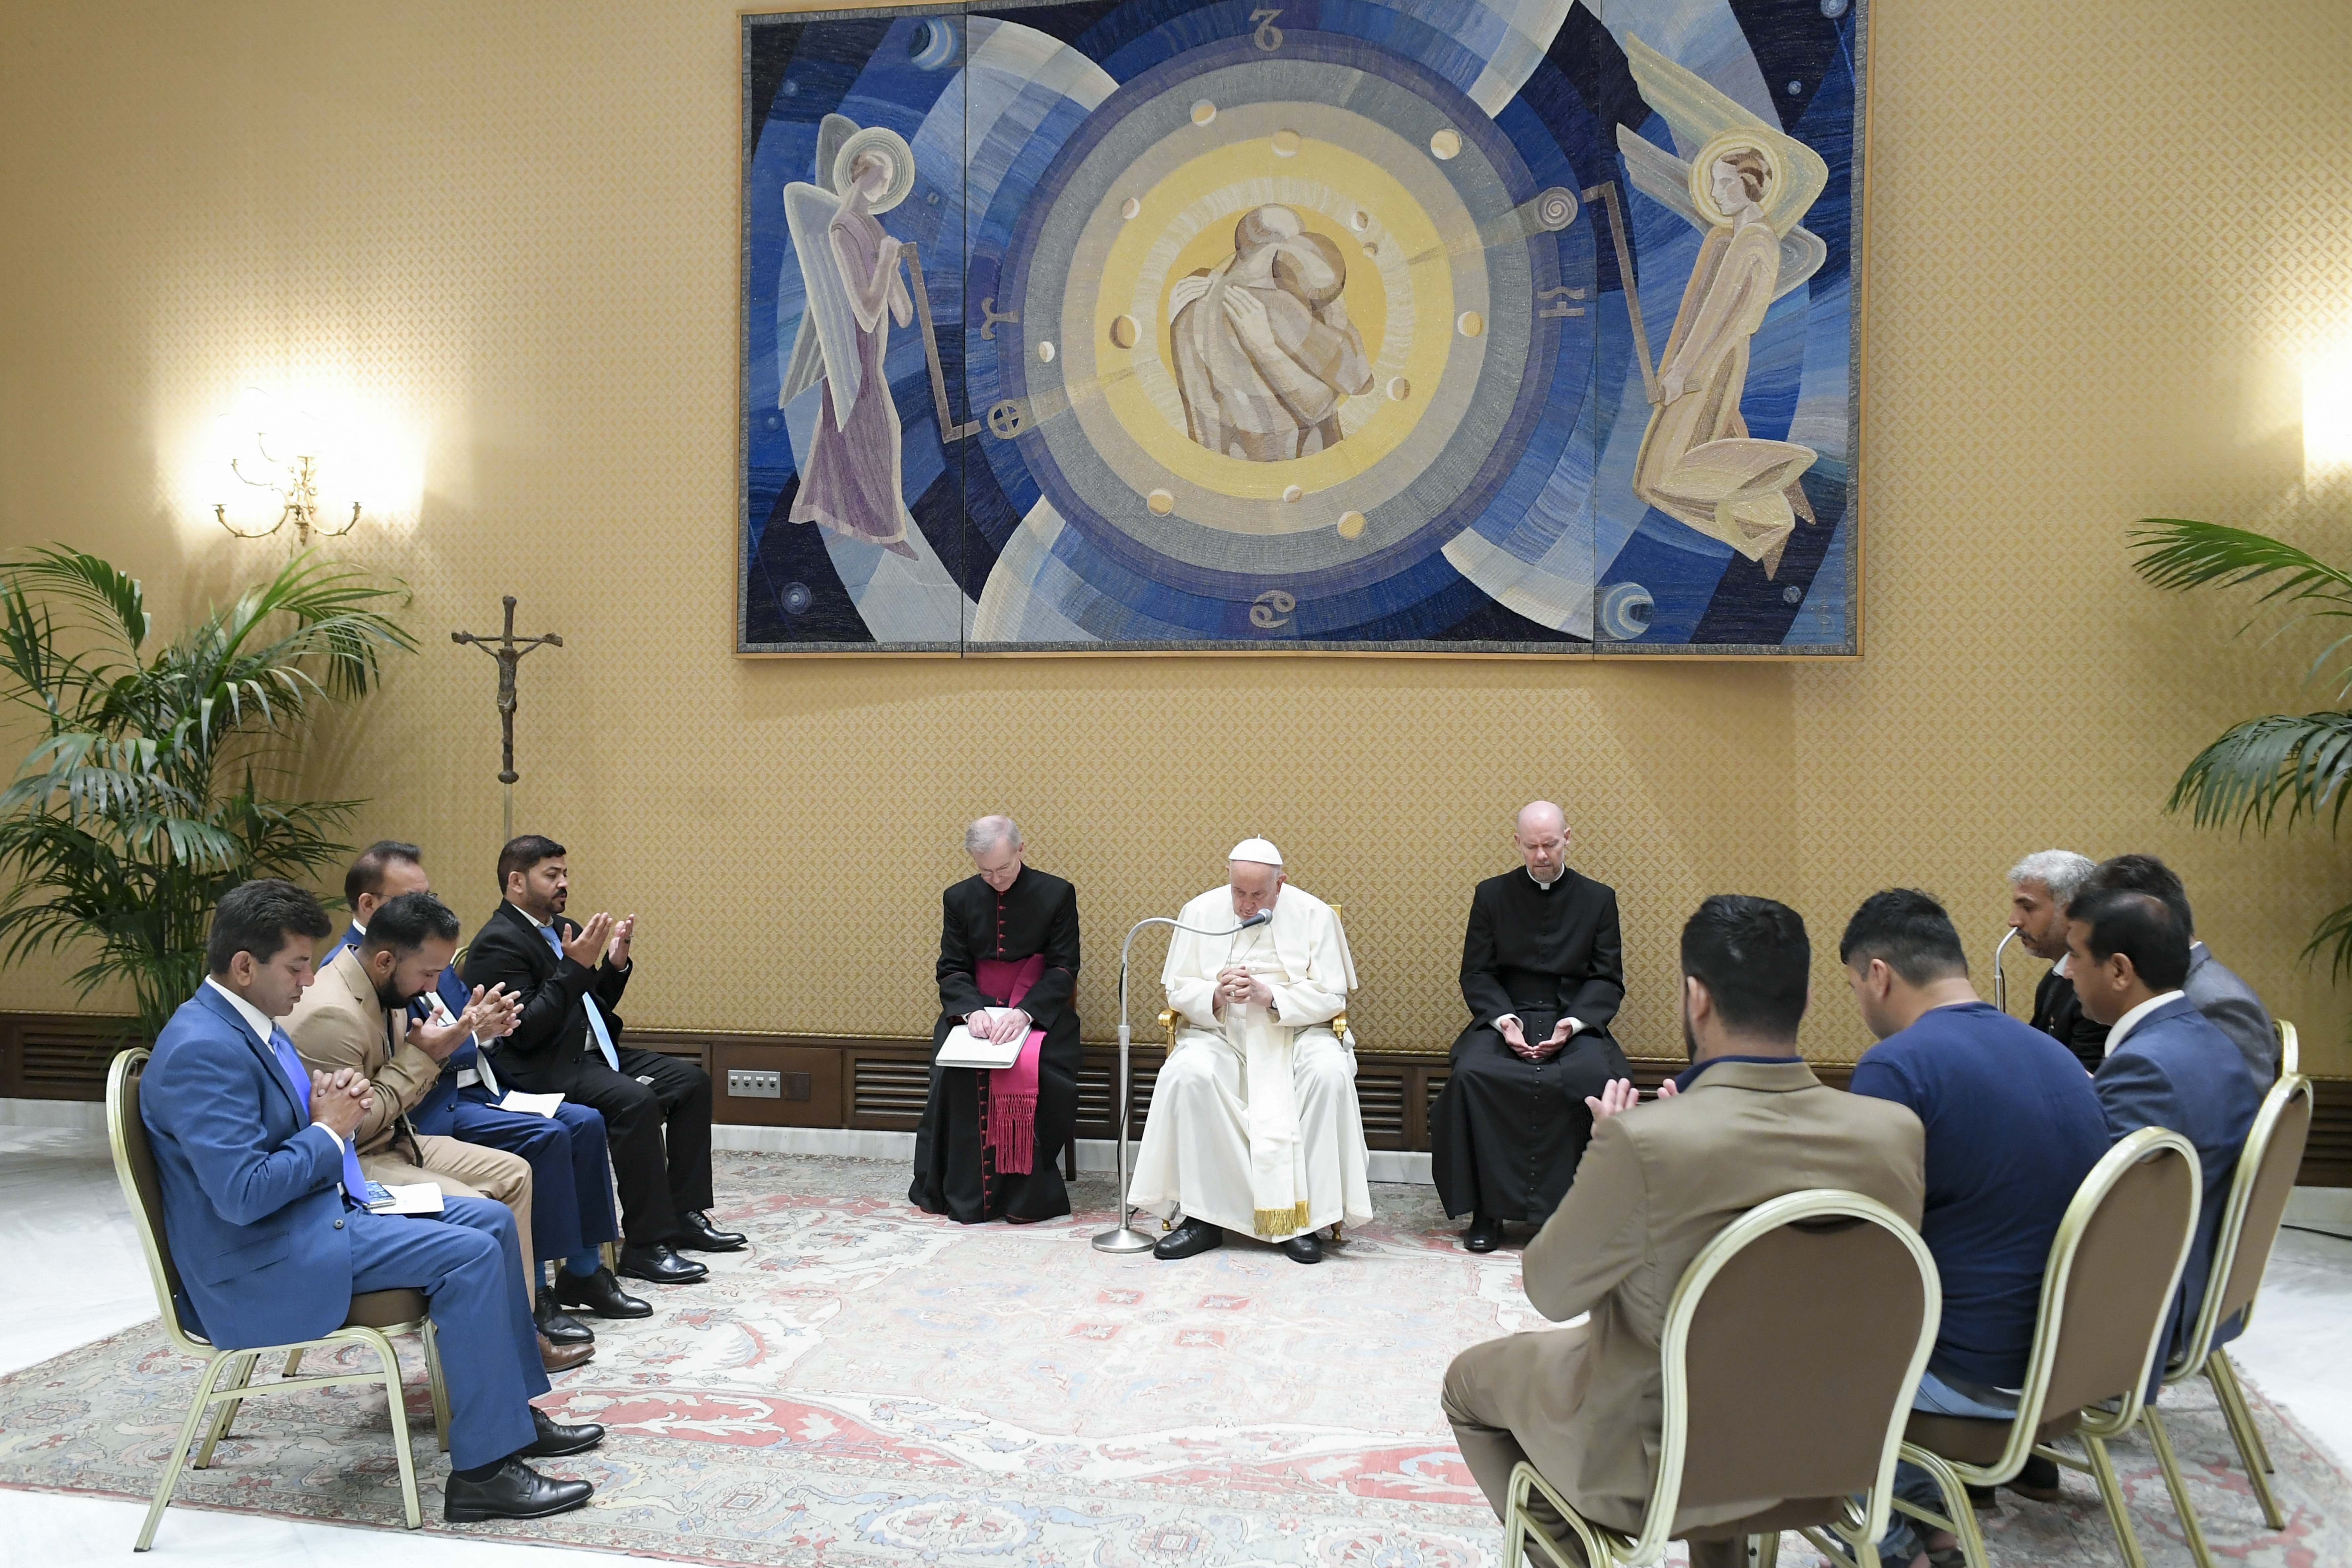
[2081,855,2275,1084]
[1440,896,1925,1568]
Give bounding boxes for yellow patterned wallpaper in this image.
[1,1,2349,1070]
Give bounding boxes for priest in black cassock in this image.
[1431,802,1629,1252]
[910,816,1083,1223]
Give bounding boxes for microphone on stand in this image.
[1235,909,1272,930]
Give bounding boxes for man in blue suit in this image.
[2068,887,2263,1359]
[141,878,601,1522]
[341,842,645,1339]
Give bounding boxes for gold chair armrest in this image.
[1332,1009,1350,1042]
[1157,1007,1178,1049]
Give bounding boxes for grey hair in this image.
[2006,849,2094,907]
[964,815,1022,857]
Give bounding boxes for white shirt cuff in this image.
[318,1125,343,1153]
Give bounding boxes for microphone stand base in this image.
[1091,1225,1158,1254]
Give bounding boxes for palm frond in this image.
[2131,518,2352,605]
[2167,712,2352,835]
[0,547,150,652]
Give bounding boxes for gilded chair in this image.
[107,1048,449,1549]
[1505,1189,1940,1568]
[1155,901,1355,1242]
[2275,1016,2299,1077]
[1882,1128,2201,1568]
[2146,1069,2313,1564]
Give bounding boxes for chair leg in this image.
[1905,1447,1991,1568]
[2144,1407,2216,1568]
[136,1352,232,1551]
[1754,1530,1782,1568]
[361,1329,423,1530]
[2081,1433,2152,1568]
[2207,1352,2285,1528]
[282,1347,304,1377]
[192,1351,258,1469]
[421,1317,451,1452]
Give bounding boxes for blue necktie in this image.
[266,1027,370,1204]
[543,924,621,1071]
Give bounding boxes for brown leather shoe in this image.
[539,1331,595,1373]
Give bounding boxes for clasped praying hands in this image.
[408,982,520,1061]
[559,911,635,969]
[307,1066,374,1137]
[1213,964,1273,1014]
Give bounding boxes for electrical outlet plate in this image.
[727,1069,782,1099]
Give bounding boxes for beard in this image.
[372,973,427,1012]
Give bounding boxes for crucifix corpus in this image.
[452,596,563,842]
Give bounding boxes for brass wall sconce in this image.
[213,391,363,545]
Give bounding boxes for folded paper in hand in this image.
[365,1182,446,1216]
[936,1024,1024,1070]
[498,1090,566,1118]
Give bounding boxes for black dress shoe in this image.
[2005,1453,2063,1502]
[444,1455,594,1523]
[534,1286,595,1344]
[553,1265,653,1319]
[1153,1217,1224,1260]
[1279,1232,1323,1264]
[520,1405,606,1458]
[668,1210,748,1252]
[617,1242,709,1285]
[1461,1215,1504,1253]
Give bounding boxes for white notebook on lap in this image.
[935,1024,1024,1070]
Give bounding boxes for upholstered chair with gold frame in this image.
[106,1048,449,1549]
[2147,1068,2313,1565]
[1505,1189,1940,1568]
[1862,1128,2201,1568]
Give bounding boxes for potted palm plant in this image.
[2132,517,2352,987]
[0,547,414,1044]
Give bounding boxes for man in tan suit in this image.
[281,891,580,1368]
[1442,895,1926,1567]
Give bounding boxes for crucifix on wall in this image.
[453,596,563,842]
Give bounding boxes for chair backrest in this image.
[2173,1072,2312,1378]
[1626,1190,1939,1561]
[2275,1017,2299,1078]
[2003,1128,2199,1456]
[105,1048,208,1353]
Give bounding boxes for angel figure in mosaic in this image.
[781,115,919,558]
[1618,36,1829,578]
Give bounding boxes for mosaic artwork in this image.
[739,0,1868,653]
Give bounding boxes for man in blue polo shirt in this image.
[1842,889,2110,1564]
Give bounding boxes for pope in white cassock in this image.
[1130,839,1375,1264]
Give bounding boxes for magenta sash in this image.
[974,954,1047,1175]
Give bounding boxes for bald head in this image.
[1514,801,1571,883]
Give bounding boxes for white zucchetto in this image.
[1228,837,1284,867]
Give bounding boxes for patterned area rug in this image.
[0,1152,2344,1566]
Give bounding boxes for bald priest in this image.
[1129,839,1374,1265]
[1431,802,1629,1252]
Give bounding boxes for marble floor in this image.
[2,1124,2348,1566]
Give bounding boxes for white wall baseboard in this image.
[0,1098,106,1131]
[712,1125,1436,1185]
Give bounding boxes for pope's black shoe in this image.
[442,1456,595,1523]
[1461,1215,1504,1254]
[520,1405,606,1458]
[669,1210,748,1252]
[534,1286,595,1344]
[1279,1232,1324,1265]
[553,1265,653,1319]
[1153,1216,1224,1260]
[617,1242,709,1285]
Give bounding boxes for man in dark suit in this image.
[2006,849,2106,1070]
[2081,854,2277,1084]
[2069,887,2263,1356]
[339,842,641,1340]
[1430,801,1628,1252]
[141,879,600,1522]
[462,834,741,1290]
